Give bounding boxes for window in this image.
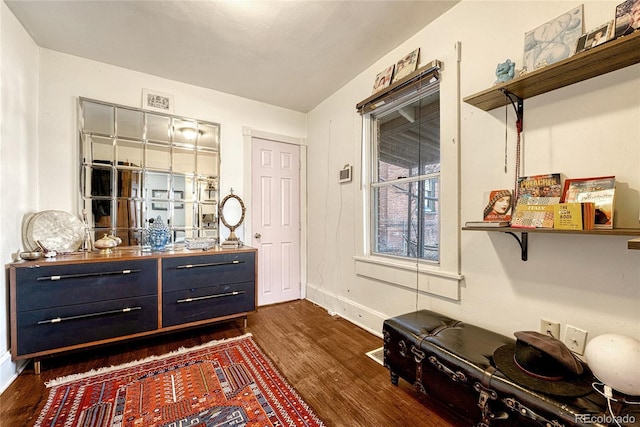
[368,83,440,262]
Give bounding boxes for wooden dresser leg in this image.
[243,317,248,330]
[34,360,41,375]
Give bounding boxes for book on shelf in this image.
[515,173,564,204]
[553,202,596,230]
[512,173,563,228]
[465,221,510,228]
[511,204,556,228]
[561,176,615,229]
[483,189,513,222]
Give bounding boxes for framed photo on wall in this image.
[142,88,174,114]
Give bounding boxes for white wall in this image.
[1,13,306,391]
[306,1,640,343]
[37,49,307,216]
[0,1,40,392]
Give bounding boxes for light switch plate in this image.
[565,325,588,355]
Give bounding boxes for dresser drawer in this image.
[162,252,255,292]
[16,295,158,356]
[15,259,157,312]
[162,281,255,327]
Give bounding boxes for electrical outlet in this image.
[540,319,560,339]
[565,325,588,355]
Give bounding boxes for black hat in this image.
[493,331,593,397]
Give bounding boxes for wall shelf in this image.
[463,31,640,259]
[463,227,640,260]
[463,31,640,111]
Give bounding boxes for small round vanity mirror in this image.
[219,191,246,246]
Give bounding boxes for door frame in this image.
[242,127,308,299]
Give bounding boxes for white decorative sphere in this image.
[584,334,640,396]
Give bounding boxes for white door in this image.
[251,138,301,306]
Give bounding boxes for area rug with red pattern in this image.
[36,333,325,427]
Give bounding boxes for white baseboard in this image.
[305,284,385,339]
[0,350,27,395]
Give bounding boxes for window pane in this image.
[370,84,440,262]
[373,178,439,261]
[374,181,417,257]
[375,91,440,182]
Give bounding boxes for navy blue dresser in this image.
[9,247,257,372]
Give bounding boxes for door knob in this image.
[254,233,261,239]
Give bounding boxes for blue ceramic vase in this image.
[147,215,170,251]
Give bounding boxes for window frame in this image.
[367,80,441,264]
[355,56,463,301]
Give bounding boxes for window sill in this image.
[353,255,462,301]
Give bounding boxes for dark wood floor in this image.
[0,299,466,427]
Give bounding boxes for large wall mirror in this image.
[79,97,220,247]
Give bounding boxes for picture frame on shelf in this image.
[372,65,394,94]
[575,20,614,53]
[142,88,174,114]
[391,48,420,83]
[523,5,583,72]
[614,0,640,39]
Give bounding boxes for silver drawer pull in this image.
[37,306,142,324]
[37,269,141,281]
[177,290,245,303]
[175,260,243,269]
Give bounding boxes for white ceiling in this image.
[5,0,458,112]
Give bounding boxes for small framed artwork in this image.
[523,5,583,72]
[614,0,640,39]
[142,88,174,114]
[575,21,614,53]
[391,48,420,83]
[372,65,394,94]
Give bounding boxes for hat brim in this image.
[493,344,593,397]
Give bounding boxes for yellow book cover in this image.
[554,203,583,230]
